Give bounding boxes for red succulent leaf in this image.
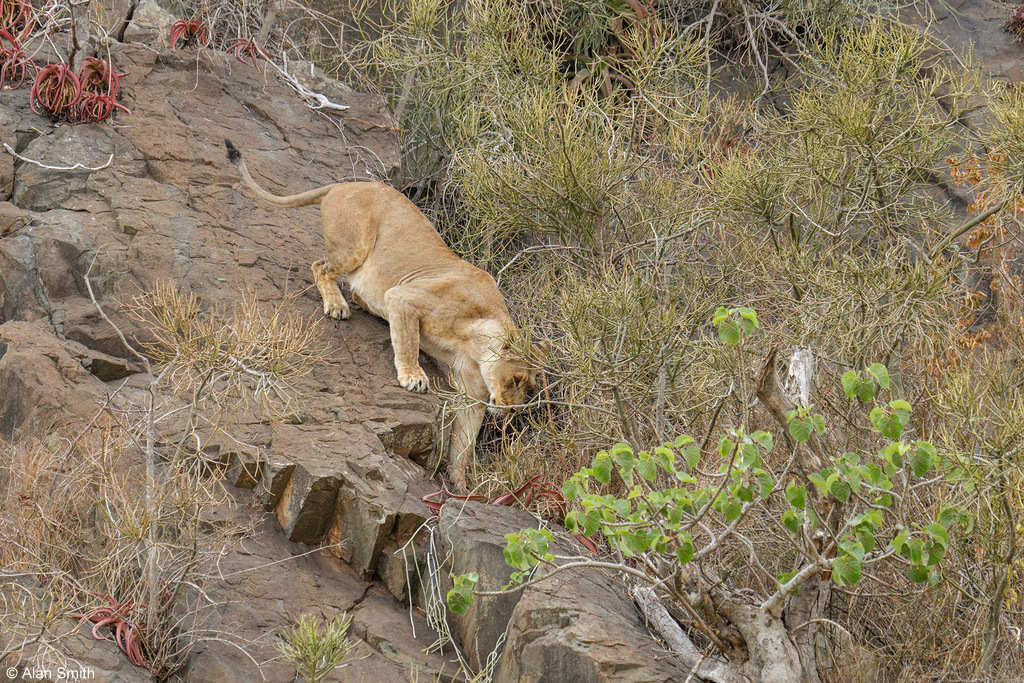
[77,91,130,122]
[78,56,127,97]
[170,18,209,50]
[70,594,150,669]
[30,62,82,118]
[0,0,31,39]
[0,26,35,89]
[225,36,269,67]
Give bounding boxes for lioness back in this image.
[323,182,511,321]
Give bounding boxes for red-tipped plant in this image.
[225,36,269,67]
[79,56,126,97]
[0,27,35,89]
[71,594,150,669]
[30,62,81,118]
[77,90,130,122]
[170,18,209,49]
[0,0,31,39]
[75,57,130,122]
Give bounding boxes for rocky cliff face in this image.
[0,5,696,682]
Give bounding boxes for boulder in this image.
[0,321,111,435]
[437,502,694,682]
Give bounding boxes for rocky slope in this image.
[0,3,693,682]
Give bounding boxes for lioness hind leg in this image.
[311,259,350,320]
[383,287,429,393]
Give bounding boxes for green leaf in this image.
[856,527,876,554]
[583,509,601,537]
[832,554,861,586]
[891,528,909,553]
[562,479,577,501]
[737,307,758,327]
[755,470,774,498]
[719,436,735,459]
[782,509,800,534]
[785,481,806,508]
[612,443,635,476]
[829,480,851,503]
[675,532,694,563]
[718,320,740,345]
[807,472,828,493]
[890,399,912,414]
[723,498,742,522]
[636,458,658,482]
[911,441,937,478]
[866,363,890,389]
[593,453,612,484]
[812,413,825,435]
[752,431,774,450]
[924,524,948,547]
[654,446,676,472]
[938,506,959,527]
[788,415,813,443]
[905,538,924,565]
[683,444,700,470]
[712,306,730,325]
[840,539,866,561]
[446,572,479,614]
[841,371,860,400]
[564,511,578,534]
[737,443,760,469]
[907,565,929,583]
[874,411,904,440]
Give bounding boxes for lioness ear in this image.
[531,340,550,364]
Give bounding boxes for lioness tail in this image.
[224,138,338,209]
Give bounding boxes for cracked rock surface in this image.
[0,13,455,682]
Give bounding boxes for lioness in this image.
[224,140,545,492]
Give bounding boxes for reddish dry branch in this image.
[422,476,598,553]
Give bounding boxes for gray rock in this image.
[438,501,535,672]
[437,501,694,682]
[122,0,174,47]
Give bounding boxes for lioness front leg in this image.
[448,400,487,493]
[312,260,350,319]
[383,287,429,393]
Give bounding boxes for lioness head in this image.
[481,340,549,414]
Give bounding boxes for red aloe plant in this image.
[79,56,126,97]
[170,18,208,49]
[71,593,150,669]
[77,90,130,122]
[0,0,31,39]
[30,62,81,118]
[75,56,130,122]
[225,36,269,67]
[0,27,35,89]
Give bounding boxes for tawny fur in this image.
[224,140,545,492]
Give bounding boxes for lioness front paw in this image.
[323,297,350,320]
[398,367,429,393]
